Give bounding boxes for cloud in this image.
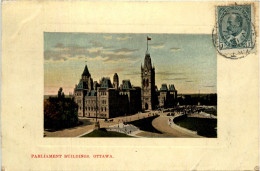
[156,71,184,76]
[104,58,139,64]
[117,36,131,40]
[112,48,138,53]
[151,45,164,49]
[170,48,181,52]
[87,47,104,53]
[87,56,108,62]
[44,50,68,61]
[150,42,164,46]
[54,43,65,48]
[163,78,187,81]
[109,48,138,55]
[44,43,139,64]
[123,71,141,76]
[107,67,126,74]
[89,40,103,47]
[103,35,112,40]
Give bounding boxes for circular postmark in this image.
[212,5,256,59]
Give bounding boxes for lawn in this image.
[175,117,217,137]
[81,129,132,137]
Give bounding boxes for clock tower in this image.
[141,50,156,110]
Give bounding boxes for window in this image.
[146,79,149,87]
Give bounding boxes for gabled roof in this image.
[100,77,113,88]
[76,80,84,90]
[75,79,88,90]
[160,84,168,91]
[169,84,176,91]
[122,80,132,90]
[82,64,91,77]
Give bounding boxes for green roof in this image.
[160,84,168,91]
[76,80,84,90]
[122,80,132,90]
[169,84,176,91]
[76,80,88,90]
[100,78,113,88]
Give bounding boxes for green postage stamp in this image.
[213,4,256,59]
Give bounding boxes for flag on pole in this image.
[147,36,151,40]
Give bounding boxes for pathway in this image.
[151,113,201,138]
[44,112,153,137]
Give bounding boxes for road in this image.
[151,113,201,138]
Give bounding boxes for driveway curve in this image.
[152,115,201,138]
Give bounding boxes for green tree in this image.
[44,88,78,130]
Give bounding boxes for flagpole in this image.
[147,36,148,51]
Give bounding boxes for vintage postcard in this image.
[1,1,259,170]
[44,33,217,138]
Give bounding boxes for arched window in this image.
[105,107,106,112]
[146,79,149,87]
[101,107,103,111]
[143,79,145,87]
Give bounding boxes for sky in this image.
[44,33,217,95]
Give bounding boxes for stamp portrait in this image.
[214,4,256,59]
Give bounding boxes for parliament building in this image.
[74,43,177,118]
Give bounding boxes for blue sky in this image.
[44,33,217,95]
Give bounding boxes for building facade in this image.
[74,40,178,118]
[119,80,142,114]
[141,51,157,110]
[74,65,142,118]
[74,65,93,117]
[159,84,178,108]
